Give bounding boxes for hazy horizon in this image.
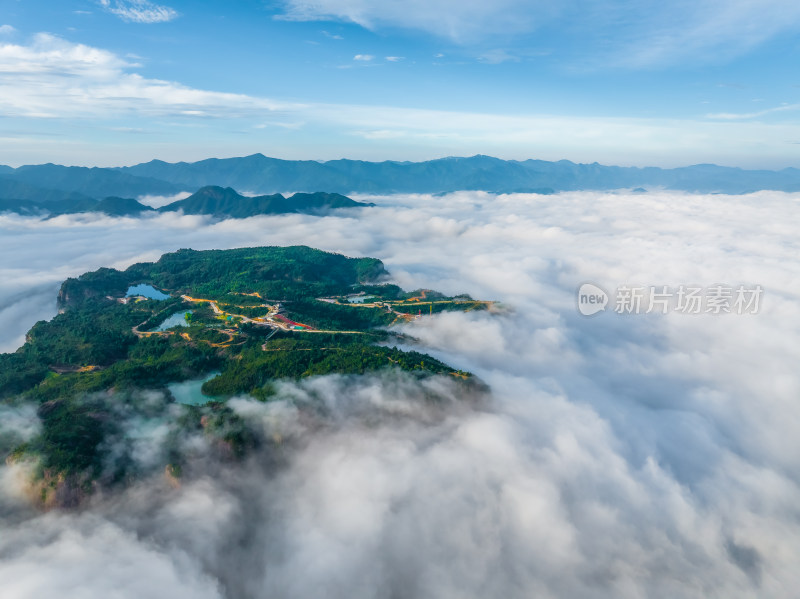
[5,152,800,171]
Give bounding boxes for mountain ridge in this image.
[0,185,372,218]
[2,155,800,197]
[112,154,800,195]
[158,186,373,217]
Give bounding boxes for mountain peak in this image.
[158,186,367,218]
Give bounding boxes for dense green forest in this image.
[1,246,488,504]
[59,245,387,307]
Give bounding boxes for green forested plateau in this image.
[1,246,486,498]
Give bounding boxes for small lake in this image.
[155,310,193,331]
[348,295,377,304]
[168,371,220,406]
[126,284,170,300]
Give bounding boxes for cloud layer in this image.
[1,189,799,597]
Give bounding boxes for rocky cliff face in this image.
[56,278,95,309]
[56,282,72,308]
[57,267,130,309]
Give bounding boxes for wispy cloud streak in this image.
[98,0,179,24]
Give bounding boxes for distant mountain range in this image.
[1,155,800,210]
[0,186,371,219]
[1,163,182,200]
[107,154,800,194]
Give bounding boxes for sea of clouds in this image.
[0,190,799,598]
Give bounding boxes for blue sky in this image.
[2,0,800,167]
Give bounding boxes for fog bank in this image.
[1,190,799,597]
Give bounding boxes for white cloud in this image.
[314,103,800,167]
[604,0,800,68]
[477,48,519,64]
[0,25,15,36]
[278,0,555,43]
[706,103,800,120]
[0,516,223,599]
[0,34,296,119]
[98,0,178,24]
[384,56,404,62]
[353,54,374,61]
[136,191,192,208]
